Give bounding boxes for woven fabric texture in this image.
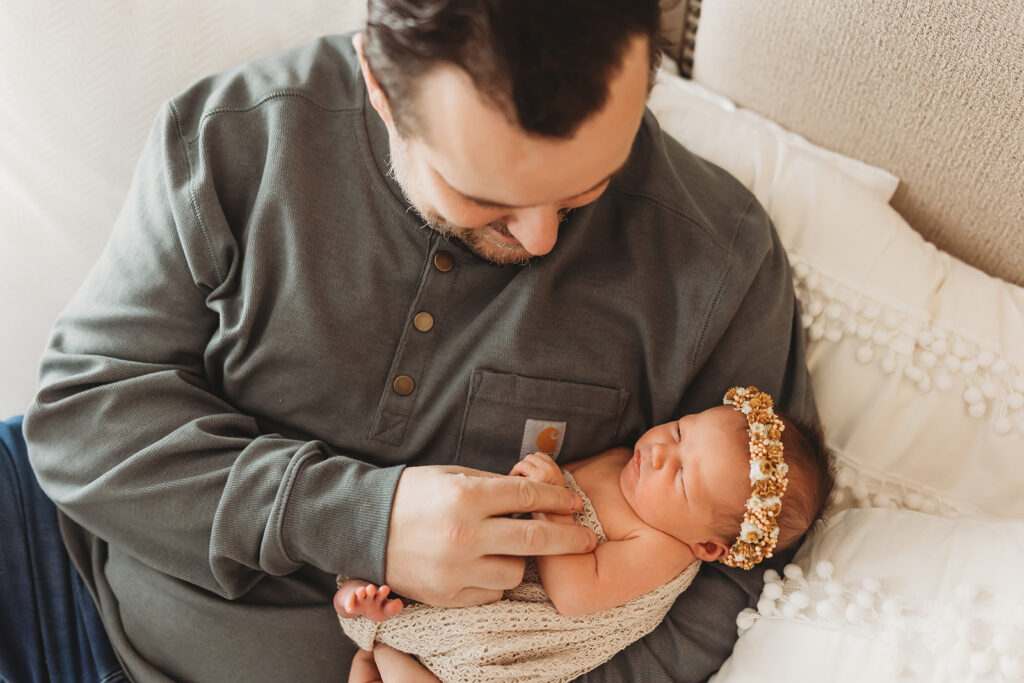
[690,0,1024,286]
[338,470,700,683]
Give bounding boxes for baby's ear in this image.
[692,540,728,563]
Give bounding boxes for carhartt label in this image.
[520,419,567,460]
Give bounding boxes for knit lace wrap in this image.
[338,470,701,683]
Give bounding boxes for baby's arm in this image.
[511,452,695,616]
[535,532,694,616]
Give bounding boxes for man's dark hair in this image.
[363,0,663,139]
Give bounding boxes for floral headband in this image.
[720,386,789,570]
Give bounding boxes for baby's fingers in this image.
[527,452,556,465]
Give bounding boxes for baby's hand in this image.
[509,452,564,487]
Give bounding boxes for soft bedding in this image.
[648,69,1024,681]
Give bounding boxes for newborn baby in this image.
[337,386,835,683]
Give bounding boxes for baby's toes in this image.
[383,598,403,618]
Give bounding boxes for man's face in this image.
[367,35,650,265]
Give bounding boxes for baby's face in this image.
[619,405,750,551]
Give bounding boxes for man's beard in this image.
[387,136,543,266]
[419,211,534,266]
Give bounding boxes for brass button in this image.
[393,375,415,396]
[413,312,434,332]
[433,251,454,272]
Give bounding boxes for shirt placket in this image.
[367,236,458,446]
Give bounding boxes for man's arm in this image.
[23,102,404,597]
[673,202,817,425]
[580,204,814,681]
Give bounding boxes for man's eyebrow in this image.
[443,160,628,209]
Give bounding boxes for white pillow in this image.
[0,0,368,418]
[649,71,1024,518]
[714,509,1024,682]
[647,71,901,205]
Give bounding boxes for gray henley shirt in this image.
[24,32,815,682]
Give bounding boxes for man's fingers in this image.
[481,515,597,557]
[475,475,582,517]
[474,555,527,591]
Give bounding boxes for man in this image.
[18,1,814,680]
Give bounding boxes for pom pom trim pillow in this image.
[649,71,1024,519]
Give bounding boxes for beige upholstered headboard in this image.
[658,0,1024,287]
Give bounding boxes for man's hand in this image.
[509,452,564,487]
[383,465,598,607]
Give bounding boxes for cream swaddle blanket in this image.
[338,470,701,683]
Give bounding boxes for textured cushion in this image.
[691,0,1024,288]
[715,509,1024,682]
[650,70,1024,520]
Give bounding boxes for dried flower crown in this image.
[720,386,789,570]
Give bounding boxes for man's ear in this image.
[352,33,394,127]
[691,540,729,563]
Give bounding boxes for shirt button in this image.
[413,312,434,332]
[433,251,454,272]
[393,375,415,396]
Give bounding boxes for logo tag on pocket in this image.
[520,419,567,461]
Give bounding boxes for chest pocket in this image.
[455,369,630,473]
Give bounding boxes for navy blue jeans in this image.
[0,416,126,683]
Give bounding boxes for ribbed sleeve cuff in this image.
[278,451,405,584]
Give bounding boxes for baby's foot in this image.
[335,580,403,622]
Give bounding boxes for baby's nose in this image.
[650,444,669,467]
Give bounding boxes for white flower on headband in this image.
[750,461,771,481]
[740,521,764,543]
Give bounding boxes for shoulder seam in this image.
[188,90,361,145]
[168,100,225,285]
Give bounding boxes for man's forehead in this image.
[405,39,649,207]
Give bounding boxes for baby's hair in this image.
[713,412,835,554]
[773,414,835,551]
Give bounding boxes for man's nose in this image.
[505,206,561,255]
